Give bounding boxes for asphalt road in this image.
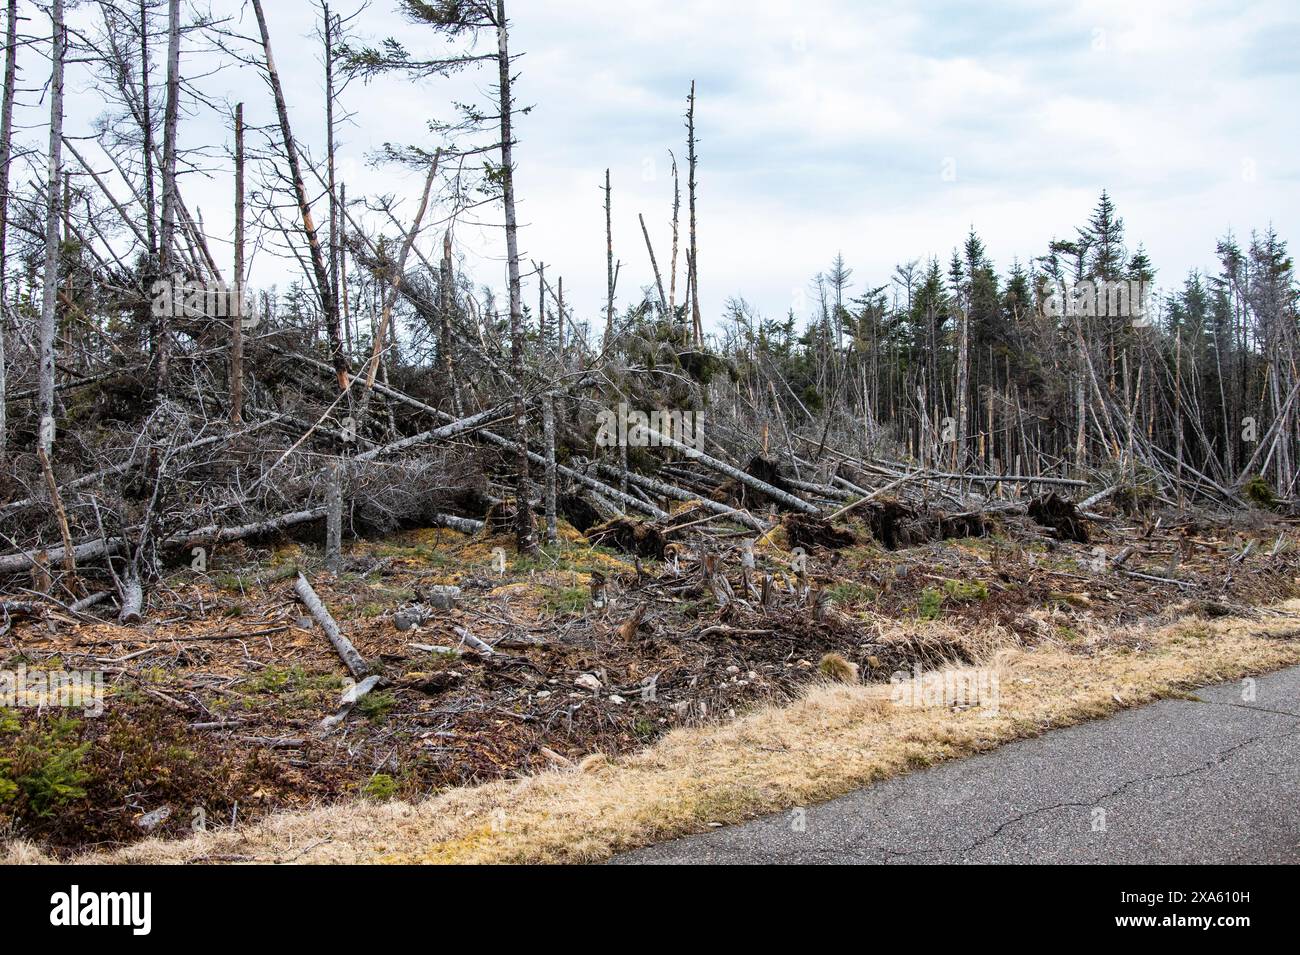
[611,666,1300,864]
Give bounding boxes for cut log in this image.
[294,572,368,679]
[321,673,383,730]
[117,566,144,624]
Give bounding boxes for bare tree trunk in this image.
[361,155,438,414]
[440,227,462,413]
[38,0,65,457]
[495,0,537,555]
[542,391,557,543]
[230,102,245,424]
[668,149,679,313]
[639,212,667,313]
[340,181,352,355]
[251,0,349,394]
[138,0,158,258]
[323,4,339,323]
[686,80,701,347]
[0,0,17,465]
[154,0,180,397]
[954,306,969,468]
[603,167,614,347]
[556,275,564,359]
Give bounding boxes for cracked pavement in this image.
[609,666,1300,864]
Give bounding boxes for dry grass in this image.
[7,601,1300,865]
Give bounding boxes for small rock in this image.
[424,585,461,610]
[137,806,172,831]
[608,694,626,705]
[575,673,602,692]
[535,690,551,699]
[725,665,740,674]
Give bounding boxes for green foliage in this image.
[827,580,877,605]
[918,587,944,620]
[917,579,988,619]
[248,666,345,709]
[358,690,397,721]
[0,717,91,817]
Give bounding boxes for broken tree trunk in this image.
[295,572,368,679]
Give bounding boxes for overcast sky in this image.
[53,0,1300,329]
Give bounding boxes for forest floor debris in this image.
[2,502,1298,857]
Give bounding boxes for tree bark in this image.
[496,0,537,555]
[0,0,16,465]
[154,0,180,397]
[542,391,557,542]
[686,80,701,346]
[230,102,245,424]
[639,212,667,313]
[603,167,615,347]
[37,0,65,457]
[295,573,368,679]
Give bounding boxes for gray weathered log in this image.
[325,461,343,573]
[294,572,368,679]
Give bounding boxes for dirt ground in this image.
[3,499,1298,855]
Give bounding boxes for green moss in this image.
[540,586,588,615]
[1243,475,1277,510]
[361,773,398,800]
[942,578,989,601]
[248,666,345,709]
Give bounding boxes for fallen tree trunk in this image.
[595,462,769,532]
[629,422,820,515]
[294,572,368,679]
[432,513,485,534]
[0,507,328,576]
